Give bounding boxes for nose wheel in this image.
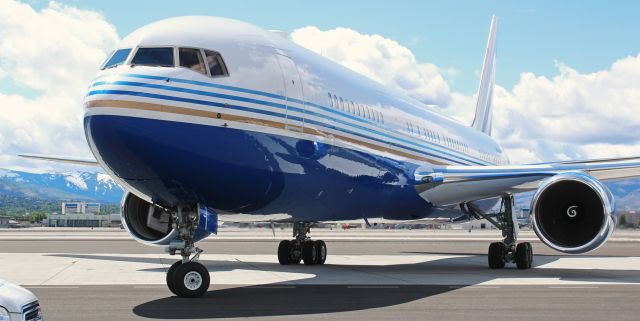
[164,205,211,298]
[166,261,210,298]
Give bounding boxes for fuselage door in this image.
[276,54,305,132]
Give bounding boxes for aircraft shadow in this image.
[48,253,640,319]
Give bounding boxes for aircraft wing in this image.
[414,157,640,206]
[19,153,100,166]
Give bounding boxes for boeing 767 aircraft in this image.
[21,16,640,298]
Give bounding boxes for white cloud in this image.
[291,26,452,106]
[0,0,119,172]
[493,56,640,162]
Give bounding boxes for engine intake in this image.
[531,172,615,254]
[121,193,218,246]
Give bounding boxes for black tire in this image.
[515,242,533,269]
[278,240,293,265]
[290,246,302,265]
[315,240,327,265]
[172,261,210,298]
[166,260,182,295]
[488,242,506,269]
[302,240,318,265]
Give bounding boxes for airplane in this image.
[20,15,640,298]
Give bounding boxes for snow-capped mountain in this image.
[0,168,124,203]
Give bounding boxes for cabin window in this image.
[179,48,206,75]
[132,47,175,67]
[102,48,131,69]
[204,50,229,77]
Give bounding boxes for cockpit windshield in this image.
[102,48,131,69]
[131,47,174,67]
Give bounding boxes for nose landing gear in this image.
[165,206,210,298]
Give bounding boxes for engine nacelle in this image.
[121,193,218,246]
[531,172,616,254]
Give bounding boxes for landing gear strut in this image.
[278,222,327,265]
[463,195,533,269]
[165,206,210,298]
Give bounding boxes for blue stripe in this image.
[88,89,479,165]
[92,73,490,165]
[90,78,489,166]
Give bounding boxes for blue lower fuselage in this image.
[84,115,440,221]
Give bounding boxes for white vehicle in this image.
[0,279,42,321]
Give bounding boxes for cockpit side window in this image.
[102,48,131,69]
[204,50,229,77]
[179,48,206,75]
[131,47,175,67]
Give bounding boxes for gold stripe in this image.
[86,99,449,165]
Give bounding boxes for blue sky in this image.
[41,0,640,94]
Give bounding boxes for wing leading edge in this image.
[414,157,640,206]
[19,153,100,166]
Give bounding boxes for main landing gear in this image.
[165,206,210,298]
[463,195,533,269]
[278,222,327,265]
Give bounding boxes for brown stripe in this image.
[86,99,448,165]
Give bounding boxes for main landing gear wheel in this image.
[315,240,327,265]
[302,240,318,265]
[172,261,210,298]
[278,240,302,265]
[464,195,534,269]
[166,261,182,295]
[488,242,506,269]
[278,222,327,266]
[515,242,533,269]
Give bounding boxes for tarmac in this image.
[1,227,640,320]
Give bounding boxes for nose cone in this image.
[84,114,159,180]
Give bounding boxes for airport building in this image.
[0,216,9,228]
[48,201,120,227]
[48,213,120,228]
[62,201,101,214]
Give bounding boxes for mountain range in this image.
[0,168,124,204]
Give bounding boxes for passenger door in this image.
[276,54,305,132]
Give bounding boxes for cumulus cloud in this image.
[0,0,119,172]
[291,26,453,106]
[492,57,640,163]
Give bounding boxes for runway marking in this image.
[26,286,79,289]
[547,286,600,289]
[253,285,297,289]
[347,286,400,289]
[3,253,640,287]
[133,285,168,289]
[449,285,501,289]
